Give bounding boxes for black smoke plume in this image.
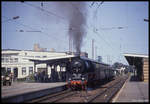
[56,2,87,53]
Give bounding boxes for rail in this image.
[27,74,129,103]
[86,75,129,102]
[28,89,78,103]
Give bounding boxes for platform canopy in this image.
[123,53,148,81]
[27,54,78,65]
[123,53,148,66]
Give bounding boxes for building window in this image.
[6,58,9,63]
[43,56,47,58]
[35,56,40,58]
[22,67,26,75]
[7,68,11,74]
[10,58,13,63]
[14,58,18,62]
[29,67,33,75]
[2,58,4,63]
[2,67,6,76]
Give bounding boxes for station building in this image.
[1,49,68,79]
[1,48,88,80]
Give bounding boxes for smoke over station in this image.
[56,2,87,53]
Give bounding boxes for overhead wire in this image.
[20,2,122,60]
[94,31,122,62]
[29,2,125,63]
[22,2,66,22]
[21,2,87,32]
[21,2,71,30]
[69,2,121,59]
[87,2,123,62]
[2,16,69,47]
[21,2,94,33]
[20,2,94,52]
[5,2,71,45]
[95,2,128,63]
[90,2,95,8]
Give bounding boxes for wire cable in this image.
[2,16,69,46]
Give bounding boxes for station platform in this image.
[1,82,67,103]
[112,75,149,102]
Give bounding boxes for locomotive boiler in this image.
[67,56,115,90]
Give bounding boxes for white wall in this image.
[2,50,68,79]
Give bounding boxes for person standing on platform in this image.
[34,72,37,82]
[10,72,14,84]
[37,72,40,82]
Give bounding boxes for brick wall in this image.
[143,58,149,82]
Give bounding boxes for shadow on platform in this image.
[129,75,141,82]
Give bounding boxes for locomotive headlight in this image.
[82,77,85,81]
[69,78,71,81]
[68,78,71,84]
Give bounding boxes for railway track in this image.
[28,89,78,103]
[27,74,129,103]
[86,74,129,102]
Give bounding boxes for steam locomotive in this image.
[67,56,115,90]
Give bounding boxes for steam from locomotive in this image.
[56,2,87,53]
[68,2,87,53]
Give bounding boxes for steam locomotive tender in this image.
[67,57,114,90]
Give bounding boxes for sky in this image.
[2,1,149,65]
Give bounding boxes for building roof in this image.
[123,53,148,58]
[28,55,78,65]
[123,53,148,66]
[2,49,68,54]
[28,55,76,61]
[2,49,22,51]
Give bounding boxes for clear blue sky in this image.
[2,1,149,65]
